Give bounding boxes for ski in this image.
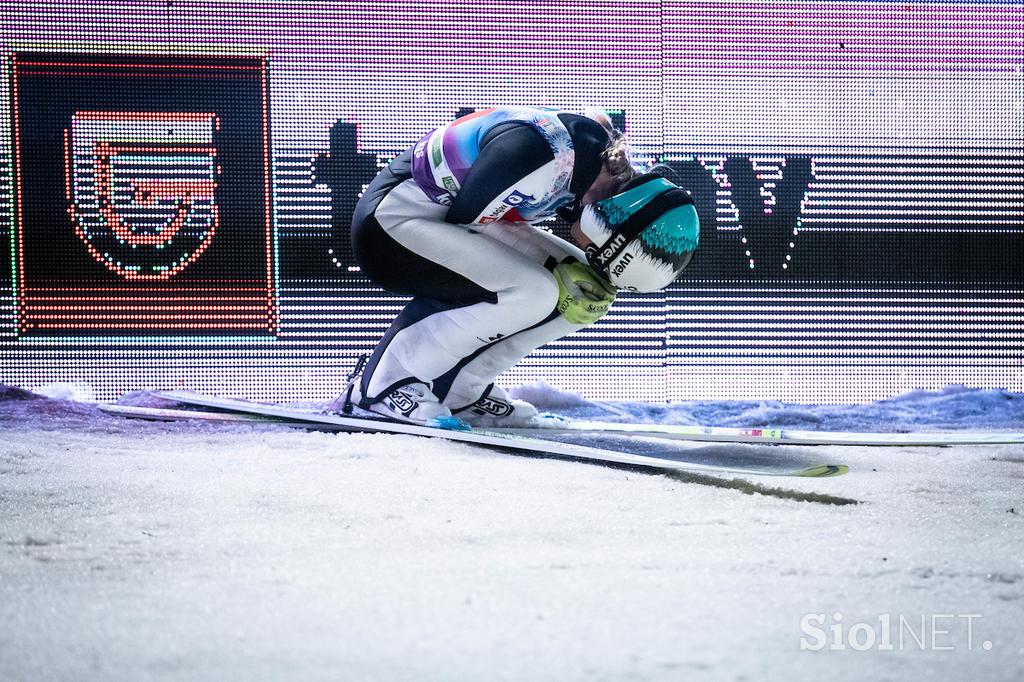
[100,402,366,431]
[142,391,848,478]
[99,403,277,424]
[494,419,1024,447]
[102,394,1022,447]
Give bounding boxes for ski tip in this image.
[799,464,850,478]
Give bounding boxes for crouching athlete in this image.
[340,106,699,425]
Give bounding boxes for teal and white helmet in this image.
[579,174,700,292]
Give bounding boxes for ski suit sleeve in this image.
[444,122,556,226]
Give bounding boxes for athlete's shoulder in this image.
[557,113,612,194]
[558,113,611,152]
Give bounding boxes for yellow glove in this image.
[553,260,617,325]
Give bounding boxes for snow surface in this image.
[2,383,1023,681]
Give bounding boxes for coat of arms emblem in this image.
[67,112,219,279]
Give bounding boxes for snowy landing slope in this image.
[1,384,1022,681]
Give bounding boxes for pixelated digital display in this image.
[0,1,1021,402]
[11,53,276,336]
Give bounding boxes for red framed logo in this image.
[12,52,277,336]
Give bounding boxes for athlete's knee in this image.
[499,265,560,318]
[350,215,392,284]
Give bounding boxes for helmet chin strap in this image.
[584,187,694,275]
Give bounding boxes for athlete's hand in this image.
[552,259,616,325]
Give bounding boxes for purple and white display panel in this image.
[0,0,1020,402]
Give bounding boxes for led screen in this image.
[0,1,1020,402]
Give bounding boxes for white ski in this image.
[495,418,1024,447]
[99,403,272,423]
[144,391,848,478]
[103,395,1021,447]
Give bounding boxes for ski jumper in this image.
[351,107,611,411]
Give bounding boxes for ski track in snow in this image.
[1,383,1023,681]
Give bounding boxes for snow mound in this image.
[115,390,185,409]
[0,385,40,401]
[645,386,1024,432]
[509,381,596,409]
[30,382,96,403]
[499,384,1024,433]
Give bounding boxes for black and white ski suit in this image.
[351,107,611,410]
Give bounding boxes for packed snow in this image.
[1,383,1022,681]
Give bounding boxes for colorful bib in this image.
[410,107,576,222]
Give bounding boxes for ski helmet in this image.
[580,174,699,292]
